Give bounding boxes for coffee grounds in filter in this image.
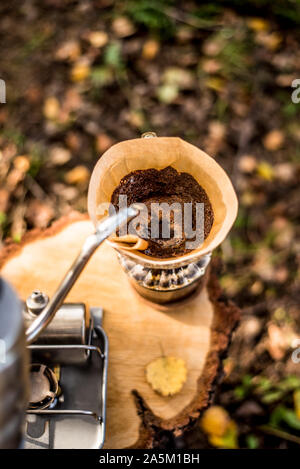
[110,166,214,258]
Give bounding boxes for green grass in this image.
[124,0,176,37]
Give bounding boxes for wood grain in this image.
[0,215,239,448]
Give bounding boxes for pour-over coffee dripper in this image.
[88,134,238,304]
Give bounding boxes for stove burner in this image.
[25,307,108,449]
[29,364,59,410]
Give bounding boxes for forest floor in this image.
[0,0,300,448]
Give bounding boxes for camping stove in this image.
[25,300,108,449]
[0,207,138,449]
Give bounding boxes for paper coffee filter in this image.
[88,136,238,265]
[109,235,149,251]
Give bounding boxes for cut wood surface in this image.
[0,214,239,449]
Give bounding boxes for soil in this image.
[110,166,214,258]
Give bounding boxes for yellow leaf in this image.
[209,421,239,449]
[257,162,274,181]
[70,62,90,82]
[201,406,230,437]
[247,18,270,32]
[294,389,300,420]
[146,356,187,397]
[205,77,225,92]
[87,31,108,48]
[43,97,60,120]
[142,39,160,60]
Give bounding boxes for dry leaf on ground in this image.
[64,165,90,185]
[263,130,284,151]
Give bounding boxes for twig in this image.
[258,425,300,445]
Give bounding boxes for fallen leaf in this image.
[238,317,262,341]
[146,356,187,397]
[276,74,295,87]
[70,61,90,82]
[142,39,160,60]
[267,323,294,360]
[205,120,226,155]
[252,247,274,281]
[205,77,226,92]
[241,191,256,206]
[294,390,300,420]
[87,31,108,48]
[157,83,179,103]
[250,280,264,295]
[49,146,72,166]
[238,155,257,173]
[64,165,90,185]
[55,40,81,62]
[13,155,30,173]
[274,163,294,182]
[201,406,239,449]
[43,97,60,120]
[201,406,230,437]
[201,58,221,74]
[257,161,274,181]
[255,31,282,51]
[112,16,135,38]
[163,67,194,89]
[247,18,270,32]
[209,421,238,449]
[263,130,284,151]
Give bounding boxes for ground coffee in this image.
[110,166,214,258]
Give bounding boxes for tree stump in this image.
[0,214,239,449]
